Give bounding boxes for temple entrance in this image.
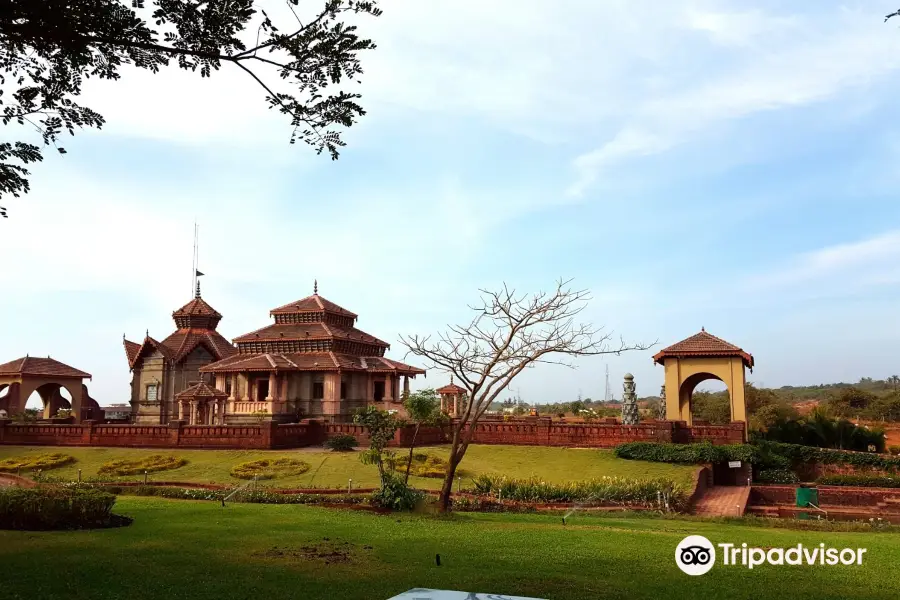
[257,380,269,402]
[653,329,753,435]
[373,381,385,403]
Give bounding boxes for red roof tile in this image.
[269,293,358,318]
[0,356,91,379]
[173,297,222,318]
[175,381,228,400]
[652,329,754,368]
[233,322,388,347]
[123,339,141,365]
[200,352,425,375]
[160,329,238,363]
[436,383,467,394]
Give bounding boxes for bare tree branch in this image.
[400,278,655,511]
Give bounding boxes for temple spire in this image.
[195,279,201,299]
[314,279,318,294]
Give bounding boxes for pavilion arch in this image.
[24,383,75,419]
[0,356,92,420]
[652,329,754,430]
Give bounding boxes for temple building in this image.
[123,284,237,424]
[199,283,426,424]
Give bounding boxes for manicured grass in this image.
[0,497,897,600]
[0,445,697,489]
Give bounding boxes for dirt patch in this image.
[252,539,373,565]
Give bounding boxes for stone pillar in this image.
[215,374,225,393]
[69,382,84,423]
[229,374,237,400]
[453,394,459,417]
[190,401,198,425]
[403,375,410,398]
[323,372,340,418]
[621,373,639,425]
[239,374,250,401]
[440,394,446,413]
[267,372,276,401]
[384,375,394,403]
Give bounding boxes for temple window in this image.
[313,379,324,399]
[373,381,385,402]
[340,377,348,400]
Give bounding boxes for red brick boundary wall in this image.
[0,417,745,450]
[750,484,900,508]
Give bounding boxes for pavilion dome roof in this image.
[172,283,223,329]
[0,356,91,379]
[652,329,754,369]
[175,381,228,401]
[436,382,467,395]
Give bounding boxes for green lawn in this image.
[0,445,697,489]
[0,497,897,600]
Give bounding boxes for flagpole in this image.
[192,221,198,297]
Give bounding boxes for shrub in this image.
[0,453,75,473]
[369,472,424,511]
[230,457,311,480]
[613,442,758,465]
[0,453,74,473]
[755,469,799,484]
[392,453,448,478]
[324,434,357,452]
[755,440,900,472]
[469,474,688,511]
[0,486,118,530]
[816,474,900,488]
[98,455,187,476]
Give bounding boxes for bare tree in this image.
[401,279,653,512]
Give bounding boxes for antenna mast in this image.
[604,365,611,403]
[191,221,199,296]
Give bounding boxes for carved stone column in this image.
[190,401,198,425]
[267,372,276,401]
[229,374,237,400]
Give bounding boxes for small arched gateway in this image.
[0,356,97,421]
[652,329,754,431]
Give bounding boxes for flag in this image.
[196,270,205,277]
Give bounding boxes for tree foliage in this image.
[401,388,443,484]
[352,405,400,485]
[0,0,381,217]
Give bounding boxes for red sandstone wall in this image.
[0,417,746,450]
[751,484,900,508]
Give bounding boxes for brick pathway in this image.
[693,485,750,517]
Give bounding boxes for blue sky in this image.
[2,0,900,405]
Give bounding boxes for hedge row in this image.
[0,487,118,530]
[59,482,368,505]
[816,474,900,488]
[755,441,900,471]
[613,442,758,465]
[470,474,688,510]
[614,441,900,472]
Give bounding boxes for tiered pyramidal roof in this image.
[201,287,424,375]
[124,283,237,369]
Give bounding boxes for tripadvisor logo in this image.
[675,535,867,575]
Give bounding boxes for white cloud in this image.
[741,230,900,291]
[568,6,900,196]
